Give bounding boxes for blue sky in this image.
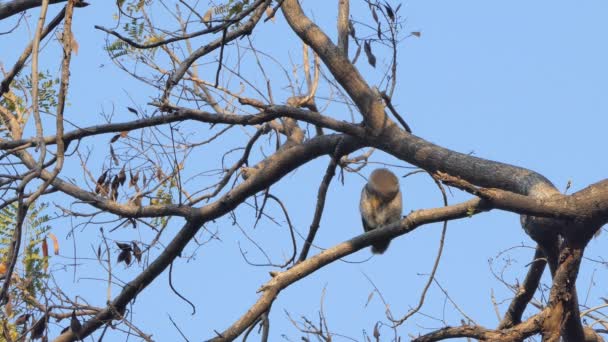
[1,1,607,341]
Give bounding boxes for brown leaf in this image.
[70,31,79,55]
[371,7,378,23]
[411,31,421,38]
[110,134,120,143]
[95,170,108,194]
[129,170,139,188]
[384,2,394,21]
[42,238,48,258]
[373,322,380,339]
[115,241,131,251]
[120,130,129,138]
[117,249,132,266]
[202,9,212,28]
[127,106,138,115]
[155,167,164,180]
[132,241,142,263]
[110,145,119,165]
[48,233,59,255]
[117,167,126,186]
[364,40,376,67]
[5,295,12,317]
[0,262,6,275]
[265,6,275,22]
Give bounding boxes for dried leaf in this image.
[110,134,120,143]
[5,295,12,317]
[110,145,119,166]
[132,241,142,263]
[155,167,164,180]
[384,2,394,21]
[371,7,378,23]
[373,322,380,339]
[117,249,132,266]
[0,262,6,275]
[364,40,376,67]
[411,31,421,38]
[115,241,131,251]
[97,244,101,259]
[102,179,111,197]
[129,170,139,188]
[365,291,375,307]
[377,22,382,40]
[348,20,356,39]
[42,238,48,272]
[95,170,108,194]
[117,167,126,186]
[48,233,59,255]
[120,130,129,138]
[265,6,275,22]
[202,9,212,28]
[127,107,138,115]
[395,3,402,13]
[69,31,79,55]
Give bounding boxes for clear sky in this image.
[1,1,607,341]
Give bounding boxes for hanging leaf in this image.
[117,167,126,186]
[117,249,132,265]
[373,322,381,339]
[348,20,356,39]
[0,262,6,275]
[202,9,212,28]
[127,106,138,115]
[129,170,140,188]
[364,40,376,67]
[115,241,131,251]
[110,145,119,165]
[377,23,382,40]
[371,7,378,23]
[69,31,79,55]
[395,3,402,13]
[120,130,129,138]
[48,233,59,255]
[384,2,394,21]
[411,31,421,38]
[110,134,120,143]
[132,241,142,263]
[42,239,49,272]
[95,170,109,194]
[265,6,275,22]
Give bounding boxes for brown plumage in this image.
[360,168,403,254]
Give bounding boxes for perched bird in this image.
[360,168,403,254]
[70,310,83,339]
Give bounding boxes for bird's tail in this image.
[371,240,391,254]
